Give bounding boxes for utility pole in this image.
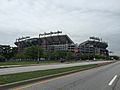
[37,34,40,63]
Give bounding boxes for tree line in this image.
[0,45,119,62]
[14,45,74,61]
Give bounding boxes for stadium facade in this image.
[15,31,76,52]
[79,37,109,56]
[14,31,109,58]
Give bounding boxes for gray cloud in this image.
[0,0,120,55]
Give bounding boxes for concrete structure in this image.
[15,32,75,52]
[79,37,109,56]
[14,33,109,59]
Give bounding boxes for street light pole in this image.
[37,34,40,63]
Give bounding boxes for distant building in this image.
[0,45,16,61]
[79,37,109,57]
[0,45,12,54]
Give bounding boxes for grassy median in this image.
[0,64,97,85]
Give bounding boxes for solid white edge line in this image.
[108,75,117,86]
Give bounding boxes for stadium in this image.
[14,31,75,52]
[14,32,109,60]
[79,37,109,57]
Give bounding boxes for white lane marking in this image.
[108,75,117,86]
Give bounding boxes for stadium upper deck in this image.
[14,34,74,49]
[79,37,109,56]
[80,40,108,49]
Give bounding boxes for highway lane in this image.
[0,61,111,75]
[13,61,120,90]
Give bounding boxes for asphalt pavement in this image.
[0,61,111,75]
[13,61,120,90]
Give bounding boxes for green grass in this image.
[0,64,97,85]
[0,61,60,66]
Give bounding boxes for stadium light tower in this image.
[90,36,100,41]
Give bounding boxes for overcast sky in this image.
[0,0,120,55]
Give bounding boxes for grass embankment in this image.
[0,64,97,85]
[0,61,60,66]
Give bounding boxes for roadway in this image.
[0,61,111,75]
[13,61,120,90]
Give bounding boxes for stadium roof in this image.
[79,40,108,49]
[15,35,74,48]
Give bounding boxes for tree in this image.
[0,55,5,62]
[66,52,74,60]
[24,45,43,60]
[110,55,119,60]
[15,53,26,59]
[54,50,67,60]
[2,47,18,60]
[45,50,67,60]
